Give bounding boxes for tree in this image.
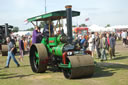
[12,27,19,32]
[26,27,34,31]
[105,24,111,28]
[72,25,77,27]
[79,24,87,27]
[39,21,45,28]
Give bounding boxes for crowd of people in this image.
[73,31,128,61]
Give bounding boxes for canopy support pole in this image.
[49,20,51,37]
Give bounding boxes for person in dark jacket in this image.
[100,34,107,61]
[109,33,116,59]
[80,35,88,54]
[43,22,54,37]
[95,32,101,58]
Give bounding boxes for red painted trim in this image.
[62,52,67,64]
[49,40,54,43]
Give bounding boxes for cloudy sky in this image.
[0,0,128,30]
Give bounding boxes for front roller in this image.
[63,55,95,79]
[29,44,48,73]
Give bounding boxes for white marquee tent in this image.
[106,25,128,31]
[12,31,33,36]
[89,24,128,32]
[88,24,106,32]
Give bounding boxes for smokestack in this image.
[65,5,72,43]
[5,23,8,37]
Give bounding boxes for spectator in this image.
[72,35,81,50]
[5,37,20,68]
[24,38,27,52]
[91,32,95,39]
[117,32,121,40]
[18,36,24,62]
[73,36,79,45]
[100,34,107,61]
[121,30,127,47]
[109,33,116,59]
[88,34,95,57]
[95,32,101,58]
[27,36,32,51]
[106,33,110,53]
[80,35,88,54]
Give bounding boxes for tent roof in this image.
[12,31,32,36]
[89,24,105,32]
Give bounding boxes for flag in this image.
[24,19,29,25]
[85,17,89,22]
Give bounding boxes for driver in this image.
[32,26,41,44]
[43,22,54,37]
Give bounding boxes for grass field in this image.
[0,41,128,85]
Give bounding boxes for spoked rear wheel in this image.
[29,44,48,73]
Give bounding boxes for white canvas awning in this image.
[12,31,33,36]
[89,24,106,32]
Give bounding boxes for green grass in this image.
[0,41,128,85]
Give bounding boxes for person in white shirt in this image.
[121,30,127,46]
[88,34,95,57]
[91,32,95,39]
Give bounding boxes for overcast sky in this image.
[0,0,128,30]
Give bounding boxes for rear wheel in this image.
[29,44,48,73]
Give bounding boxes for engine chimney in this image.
[5,23,8,38]
[65,5,72,43]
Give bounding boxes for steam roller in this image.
[28,5,95,79]
[30,43,94,79]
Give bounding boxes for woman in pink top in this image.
[106,33,110,51]
[106,33,111,59]
[107,33,110,46]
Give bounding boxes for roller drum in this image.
[63,55,95,79]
